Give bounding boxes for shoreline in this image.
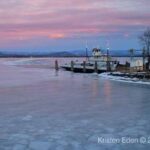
[99,72,150,85]
[2,57,150,85]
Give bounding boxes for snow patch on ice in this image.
[22,115,33,121]
[3,58,34,66]
[99,72,150,85]
[9,134,31,140]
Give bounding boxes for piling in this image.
[71,61,74,71]
[94,61,98,73]
[83,61,86,73]
[55,60,59,70]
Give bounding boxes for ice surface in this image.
[29,141,51,150]
[13,144,26,150]
[0,58,150,150]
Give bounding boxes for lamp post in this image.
[85,41,89,62]
[129,48,134,72]
[107,47,111,71]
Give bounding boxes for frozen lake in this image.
[0,58,150,150]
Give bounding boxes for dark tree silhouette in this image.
[139,27,150,70]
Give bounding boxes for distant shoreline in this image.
[0,55,143,58]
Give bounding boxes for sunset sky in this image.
[0,0,150,52]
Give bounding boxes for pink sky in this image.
[0,0,150,51]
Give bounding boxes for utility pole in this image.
[147,46,150,71]
[142,47,146,71]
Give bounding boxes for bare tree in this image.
[139,27,150,70]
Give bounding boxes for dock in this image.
[61,63,107,73]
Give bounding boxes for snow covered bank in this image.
[99,72,150,85]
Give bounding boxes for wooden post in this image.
[94,61,98,73]
[71,61,74,71]
[55,60,59,70]
[83,61,86,73]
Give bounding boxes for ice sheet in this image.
[0,58,150,150]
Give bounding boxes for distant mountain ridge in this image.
[0,49,142,57]
[0,51,77,57]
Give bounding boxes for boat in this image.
[61,48,118,73]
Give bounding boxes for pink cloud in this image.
[0,0,149,45]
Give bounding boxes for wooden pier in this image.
[60,61,108,73]
[54,59,150,80]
